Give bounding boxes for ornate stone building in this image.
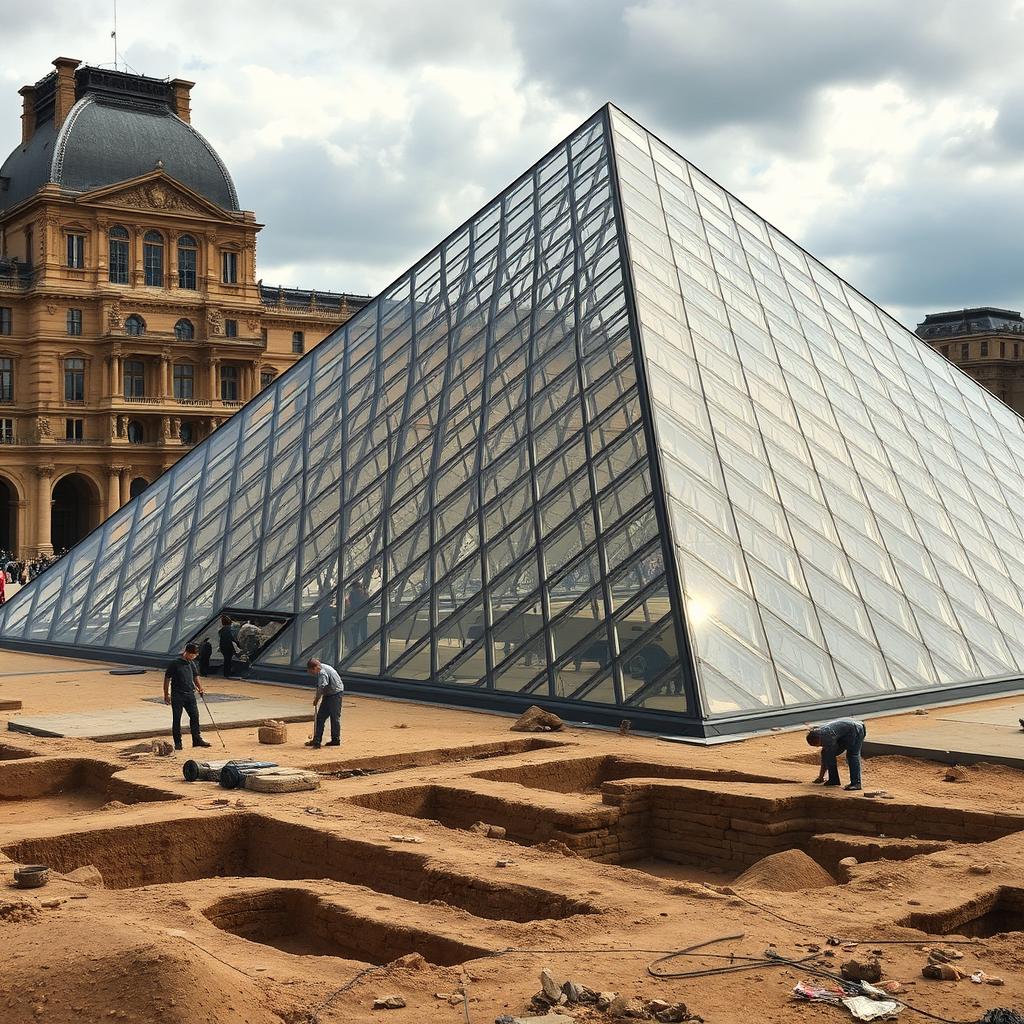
[915,307,1024,416]
[0,57,369,556]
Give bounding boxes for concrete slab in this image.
[7,697,312,742]
[863,719,1024,769]
[930,701,1024,728]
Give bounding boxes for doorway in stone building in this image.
[51,474,100,552]
[0,475,16,555]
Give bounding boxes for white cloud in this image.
[5,0,1024,323]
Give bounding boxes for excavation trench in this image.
[2,814,598,923]
[348,775,1024,880]
[0,757,177,823]
[0,743,37,761]
[900,888,1024,938]
[471,754,788,793]
[310,737,569,776]
[203,888,491,965]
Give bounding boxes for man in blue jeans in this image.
[304,657,343,749]
[807,718,867,791]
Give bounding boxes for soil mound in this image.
[3,921,283,1024]
[734,849,837,892]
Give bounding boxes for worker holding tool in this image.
[304,657,343,749]
[807,718,866,791]
[163,641,212,750]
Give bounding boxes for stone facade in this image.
[0,58,369,555]
[916,307,1024,417]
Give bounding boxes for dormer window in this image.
[143,230,164,287]
[174,318,195,341]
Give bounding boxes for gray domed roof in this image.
[0,92,238,213]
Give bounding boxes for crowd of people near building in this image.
[0,549,67,597]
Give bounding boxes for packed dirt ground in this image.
[0,649,1023,1024]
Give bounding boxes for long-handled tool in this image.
[199,692,227,749]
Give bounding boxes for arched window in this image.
[174,318,194,341]
[143,230,164,287]
[177,234,198,290]
[129,477,148,498]
[108,226,129,284]
[127,420,145,444]
[125,314,145,336]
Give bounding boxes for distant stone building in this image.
[915,307,1024,415]
[0,57,370,556]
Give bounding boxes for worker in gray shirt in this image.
[305,657,344,749]
[806,718,867,791]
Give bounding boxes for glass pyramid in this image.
[4,105,1024,735]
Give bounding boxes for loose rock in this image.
[540,969,564,1002]
[372,995,406,1009]
[841,959,882,983]
[968,864,992,875]
[511,705,564,733]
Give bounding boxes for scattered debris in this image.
[469,822,507,838]
[496,859,515,867]
[40,898,64,909]
[390,953,428,971]
[618,719,633,736]
[913,709,928,715]
[388,834,423,844]
[533,840,579,858]
[843,995,903,1021]
[967,864,992,875]
[0,899,39,923]
[372,995,406,1009]
[925,947,964,963]
[838,857,859,868]
[510,705,564,733]
[841,960,882,984]
[922,963,964,982]
[944,765,969,783]
[117,739,174,757]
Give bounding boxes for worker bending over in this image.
[807,718,866,791]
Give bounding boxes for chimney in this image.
[169,79,194,123]
[52,57,81,129]
[18,86,36,145]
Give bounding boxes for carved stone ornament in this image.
[46,303,57,315]
[108,304,123,330]
[35,463,55,479]
[35,417,52,440]
[207,308,223,335]
[110,183,204,215]
[247,317,261,332]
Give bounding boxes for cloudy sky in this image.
[4,0,1024,327]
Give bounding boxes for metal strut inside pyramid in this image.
[5,105,1024,735]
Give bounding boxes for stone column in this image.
[208,358,219,401]
[114,354,123,397]
[35,465,54,554]
[119,467,131,507]
[106,466,121,518]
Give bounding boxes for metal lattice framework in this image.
[5,106,1024,735]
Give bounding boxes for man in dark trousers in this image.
[304,657,343,749]
[807,718,867,791]
[163,641,212,750]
